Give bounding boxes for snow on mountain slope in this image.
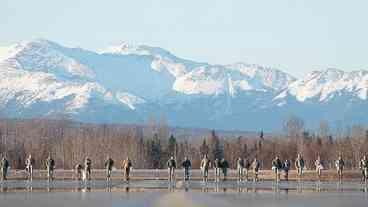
[100,42,207,79]
[1,39,367,130]
[2,39,96,80]
[173,63,295,96]
[0,65,118,112]
[0,40,146,116]
[227,63,296,91]
[275,68,368,102]
[116,92,146,110]
[102,43,296,96]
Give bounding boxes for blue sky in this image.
[1,0,367,77]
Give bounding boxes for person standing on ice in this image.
[200,154,211,183]
[359,155,368,182]
[45,154,55,181]
[25,154,35,181]
[84,157,92,181]
[105,156,114,181]
[181,157,191,181]
[167,156,176,182]
[236,157,245,182]
[221,158,229,181]
[75,163,83,180]
[122,157,132,182]
[283,159,291,181]
[252,157,261,182]
[295,153,305,179]
[0,155,10,181]
[272,156,283,182]
[335,155,345,182]
[315,155,324,181]
[244,157,250,181]
[213,158,221,182]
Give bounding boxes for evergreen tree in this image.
[167,134,177,157]
[199,139,209,157]
[209,130,223,160]
[151,133,162,169]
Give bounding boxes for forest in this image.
[0,117,367,170]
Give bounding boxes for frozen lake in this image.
[1,180,368,207]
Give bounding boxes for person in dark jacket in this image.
[167,156,176,182]
[283,159,291,181]
[272,156,283,182]
[75,163,83,180]
[1,156,10,181]
[244,158,251,181]
[252,157,261,182]
[105,156,114,181]
[84,157,92,181]
[45,154,55,181]
[221,158,229,181]
[335,155,345,182]
[181,157,192,181]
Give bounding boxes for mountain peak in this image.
[100,41,174,59]
[276,67,368,102]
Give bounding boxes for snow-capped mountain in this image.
[274,68,368,102]
[0,39,367,131]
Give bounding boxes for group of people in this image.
[74,156,132,182]
[271,154,368,182]
[1,153,368,182]
[0,154,133,182]
[167,153,368,183]
[199,155,262,182]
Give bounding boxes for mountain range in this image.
[0,39,367,131]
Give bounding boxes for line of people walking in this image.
[1,153,368,183]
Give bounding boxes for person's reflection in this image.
[202,185,209,192]
[336,181,343,192]
[273,183,280,194]
[237,184,242,193]
[0,184,7,192]
[214,182,219,192]
[315,181,321,192]
[106,185,111,192]
[297,180,303,193]
[125,186,130,193]
[168,183,175,192]
[48,180,55,192]
[74,180,83,192]
[185,186,189,192]
[106,180,112,192]
[252,183,257,193]
[26,181,33,192]
[83,182,91,192]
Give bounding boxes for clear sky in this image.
[1,0,367,77]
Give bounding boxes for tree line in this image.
[0,117,367,170]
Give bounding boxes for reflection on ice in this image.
[1,180,368,193]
